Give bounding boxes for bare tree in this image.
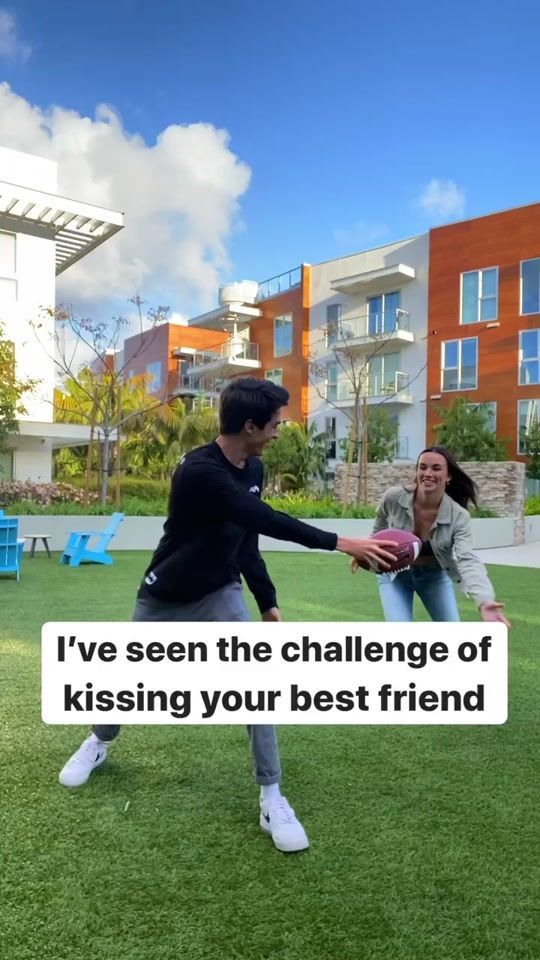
[32,296,182,504]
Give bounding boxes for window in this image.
[368,291,400,335]
[466,401,497,431]
[519,329,540,385]
[325,416,336,459]
[368,352,400,396]
[326,363,338,402]
[265,368,283,386]
[274,314,293,357]
[521,258,540,315]
[441,338,478,391]
[146,360,162,391]
[518,399,540,454]
[326,305,342,347]
[0,232,15,276]
[461,268,498,324]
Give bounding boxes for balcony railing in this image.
[257,267,302,301]
[327,308,410,345]
[189,340,260,368]
[326,371,411,403]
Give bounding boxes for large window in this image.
[325,304,342,347]
[521,258,540,315]
[466,401,497,431]
[519,329,540,385]
[518,399,540,454]
[274,314,293,357]
[367,291,400,335]
[461,268,498,324]
[368,352,400,396]
[441,338,478,391]
[146,361,162,391]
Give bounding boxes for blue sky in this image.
[1,0,540,315]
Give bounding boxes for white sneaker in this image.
[59,734,109,787]
[260,796,309,853]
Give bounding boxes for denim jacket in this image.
[372,484,495,607]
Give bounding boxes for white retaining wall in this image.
[13,514,537,554]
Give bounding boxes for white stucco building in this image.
[308,234,430,471]
[0,146,123,481]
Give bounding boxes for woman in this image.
[353,446,510,626]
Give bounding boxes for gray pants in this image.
[93,582,281,786]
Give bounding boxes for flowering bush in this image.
[0,481,99,508]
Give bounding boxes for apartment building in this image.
[427,203,540,459]
[122,320,229,401]
[308,235,430,468]
[0,146,123,481]
[180,268,310,422]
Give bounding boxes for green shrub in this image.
[120,496,168,516]
[525,496,540,515]
[264,493,377,519]
[68,476,170,499]
[471,506,500,518]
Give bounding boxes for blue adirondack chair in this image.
[0,515,25,580]
[60,512,125,567]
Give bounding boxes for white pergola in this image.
[0,178,124,274]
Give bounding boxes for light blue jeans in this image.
[377,566,461,622]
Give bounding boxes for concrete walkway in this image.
[477,542,540,568]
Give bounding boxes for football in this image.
[356,528,422,574]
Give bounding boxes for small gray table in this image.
[24,534,52,558]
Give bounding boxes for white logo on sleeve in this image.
[145,571,157,585]
[249,485,260,494]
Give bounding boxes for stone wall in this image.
[334,461,526,517]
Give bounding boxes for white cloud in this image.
[417,178,465,219]
[0,83,251,313]
[0,10,31,62]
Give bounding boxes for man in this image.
[59,378,396,853]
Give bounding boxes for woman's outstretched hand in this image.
[480,600,511,628]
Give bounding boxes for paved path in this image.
[477,542,540,568]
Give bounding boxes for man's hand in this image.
[480,600,511,628]
[262,607,282,622]
[337,536,398,571]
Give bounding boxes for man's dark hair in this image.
[219,377,289,434]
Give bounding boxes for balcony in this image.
[257,267,301,301]
[174,374,221,403]
[330,262,415,296]
[185,339,261,378]
[325,372,413,408]
[327,309,414,355]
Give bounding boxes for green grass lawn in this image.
[1,552,538,960]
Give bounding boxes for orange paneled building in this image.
[427,204,540,459]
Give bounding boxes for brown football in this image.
[356,528,422,573]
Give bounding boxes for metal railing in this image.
[326,371,411,403]
[189,340,260,368]
[257,267,302,301]
[327,308,410,345]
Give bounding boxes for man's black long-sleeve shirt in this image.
[138,441,338,611]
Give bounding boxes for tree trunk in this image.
[356,394,369,506]
[115,389,122,508]
[100,428,110,506]
[342,410,357,512]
